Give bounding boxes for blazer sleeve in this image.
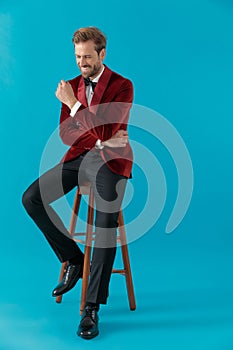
[59,78,133,149]
[103,79,134,139]
[59,103,99,149]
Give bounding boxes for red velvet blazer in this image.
[59,65,134,178]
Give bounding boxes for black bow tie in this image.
[84,78,97,91]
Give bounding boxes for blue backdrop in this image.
[1,0,233,349]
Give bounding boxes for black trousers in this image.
[22,150,127,304]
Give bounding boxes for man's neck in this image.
[90,64,105,80]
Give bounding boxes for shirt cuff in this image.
[95,139,104,150]
[70,101,82,117]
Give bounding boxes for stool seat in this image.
[55,182,136,314]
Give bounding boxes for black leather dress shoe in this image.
[77,305,99,340]
[52,263,83,297]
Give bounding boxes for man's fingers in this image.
[56,79,66,95]
[116,130,128,137]
[57,80,66,89]
[119,136,128,146]
[60,79,66,86]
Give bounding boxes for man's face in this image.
[74,40,105,79]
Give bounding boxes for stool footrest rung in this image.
[73,232,96,236]
[112,269,126,274]
[73,239,86,244]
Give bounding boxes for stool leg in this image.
[80,188,95,315]
[118,210,136,311]
[69,190,82,235]
[56,189,82,304]
[80,246,91,314]
[55,262,67,303]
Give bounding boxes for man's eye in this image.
[76,56,91,59]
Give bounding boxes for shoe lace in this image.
[85,307,97,321]
[64,264,72,283]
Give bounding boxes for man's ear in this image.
[100,48,106,61]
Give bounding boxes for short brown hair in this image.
[72,27,107,54]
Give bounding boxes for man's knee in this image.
[22,187,41,214]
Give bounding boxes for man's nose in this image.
[79,57,87,66]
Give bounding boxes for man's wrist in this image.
[68,97,78,110]
[95,139,104,149]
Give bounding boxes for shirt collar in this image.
[91,65,105,83]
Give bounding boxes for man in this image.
[22,26,133,340]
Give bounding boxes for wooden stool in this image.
[55,182,136,314]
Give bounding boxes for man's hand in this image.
[55,80,77,109]
[102,130,128,148]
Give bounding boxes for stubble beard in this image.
[81,59,102,79]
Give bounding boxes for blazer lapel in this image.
[77,77,88,107]
[89,65,112,115]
